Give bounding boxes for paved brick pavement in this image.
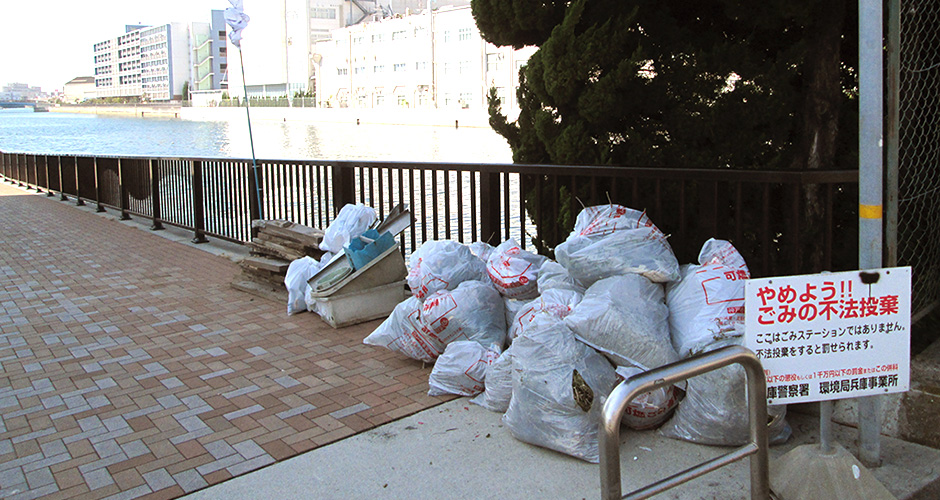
[0,180,447,500]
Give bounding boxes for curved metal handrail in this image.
[599,345,769,500]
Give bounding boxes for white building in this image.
[63,77,96,102]
[312,4,534,113]
[92,12,229,102]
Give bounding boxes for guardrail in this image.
[0,151,858,279]
[599,345,769,500]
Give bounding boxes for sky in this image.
[0,1,228,92]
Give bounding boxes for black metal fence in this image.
[1,151,859,283]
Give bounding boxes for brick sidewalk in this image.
[0,181,446,500]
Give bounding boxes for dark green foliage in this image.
[478,0,859,258]
[472,0,568,49]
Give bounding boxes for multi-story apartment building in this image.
[92,13,228,101]
[312,4,534,113]
[190,10,230,93]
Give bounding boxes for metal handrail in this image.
[599,345,769,500]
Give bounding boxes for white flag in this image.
[224,0,250,48]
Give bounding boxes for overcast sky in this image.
[0,1,227,92]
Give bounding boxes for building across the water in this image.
[92,13,229,101]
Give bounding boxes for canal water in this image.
[0,108,513,163]
[0,108,533,250]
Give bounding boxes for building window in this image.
[392,30,407,40]
[487,53,503,73]
[337,68,349,75]
[459,92,474,108]
[374,64,385,73]
[415,61,427,71]
[220,47,227,55]
[372,33,386,43]
[393,63,407,72]
[398,95,408,107]
[443,30,452,43]
[312,7,336,19]
[443,62,453,75]
[376,93,384,106]
[459,27,472,41]
[459,60,471,74]
[219,30,226,40]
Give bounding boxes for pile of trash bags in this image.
[363,204,791,463]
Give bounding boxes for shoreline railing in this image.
[0,151,859,281]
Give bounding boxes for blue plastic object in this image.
[344,229,395,271]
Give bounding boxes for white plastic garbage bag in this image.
[614,366,679,430]
[508,288,583,342]
[486,238,548,300]
[660,338,791,446]
[537,261,585,294]
[503,312,618,463]
[407,240,488,300]
[319,204,377,254]
[428,341,501,397]
[565,275,679,370]
[666,239,750,358]
[554,205,679,286]
[285,256,322,315]
[469,241,496,264]
[470,346,514,412]
[421,280,507,349]
[504,298,527,333]
[363,297,441,363]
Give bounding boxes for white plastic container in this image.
[313,280,408,328]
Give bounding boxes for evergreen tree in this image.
[475,0,858,262]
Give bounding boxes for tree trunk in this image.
[793,0,847,273]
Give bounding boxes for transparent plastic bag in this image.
[660,338,791,446]
[420,280,507,350]
[363,297,441,363]
[428,341,501,397]
[319,203,377,254]
[565,274,678,370]
[503,312,618,463]
[537,261,585,294]
[469,241,496,263]
[666,239,749,358]
[407,240,488,300]
[285,256,322,315]
[470,346,514,412]
[504,298,527,332]
[554,205,679,286]
[508,288,583,342]
[615,366,679,430]
[486,238,548,299]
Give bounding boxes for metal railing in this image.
[0,151,859,280]
[599,345,769,500]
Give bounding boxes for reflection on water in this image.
[0,108,512,163]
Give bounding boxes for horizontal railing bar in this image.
[0,150,858,184]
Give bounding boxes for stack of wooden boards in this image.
[231,219,325,302]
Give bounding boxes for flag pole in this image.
[238,48,263,222]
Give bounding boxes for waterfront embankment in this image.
[50,104,495,128]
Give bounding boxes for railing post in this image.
[17,154,24,187]
[191,160,208,244]
[150,159,164,230]
[331,162,356,216]
[479,171,501,244]
[58,156,68,201]
[75,157,85,206]
[44,155,53,196]
[118,158,131,220]
[94,157,105,212]
[32,154,40,192]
